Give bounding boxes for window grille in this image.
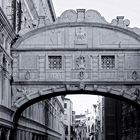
[48,56,62,69]
[101,56,115,69]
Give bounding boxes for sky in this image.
[52,0,140,114]
[53,0,140,28]
[66,94,99,115]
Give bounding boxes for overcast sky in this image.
[52,0,140,114]
[53,0,140,28]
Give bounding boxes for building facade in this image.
[0,1,65,140]
[101,97,122,140]
[0,5,16,140]
[75,114,87,140]
[101,97,140,140]
[64,98,74,140]
[1,0,140,140]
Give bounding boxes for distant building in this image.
[64,98,74,140]
[75,114,87,140]
[85,108,95,140]
[94,97,103,140]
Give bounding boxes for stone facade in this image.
[0,5,16,140]
[1,0,140,139]
[16,97,65,140]
[64,98,74,140]
[0,1,65,140]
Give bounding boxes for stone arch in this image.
[9,84,140,140]
[10,9,140,140]
[13,85,140,119]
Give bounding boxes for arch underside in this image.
[13,84,140,109]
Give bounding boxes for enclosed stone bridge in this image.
[11,9,140,118]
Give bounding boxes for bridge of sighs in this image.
[11,9,140,119]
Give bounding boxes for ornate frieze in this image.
[12,84,140,108]
[75,27,87,45]
[111,16,130,28]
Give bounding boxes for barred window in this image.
[48,56,62,69]
[101,56,115,69]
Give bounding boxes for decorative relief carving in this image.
[75,55,86,80]
[111,16,130,28]
[75,27,87,45]
[57,9,108,24]
[72,70,91,80]
[77,9,85,22]
[24,71,30,80]
[12,53,19,59]
[79,71,85,80]
[132,71,138,80]
[75,55,86,70]
[57,10,77,23]
[131,88,140,102]
[13,87,31,103]
[85,10,108,23]
[79,82,85,90]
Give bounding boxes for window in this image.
[101,56,115,69]
[48,56,62,69]
[64,103,67,108]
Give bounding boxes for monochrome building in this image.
[64,98,74,140]
[75,114,87,140]
[1,0,140,140]
[0,0,65,140]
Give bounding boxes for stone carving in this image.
[131,88,140,102]
[75,56,86,70]
[132,71,138,80]
[57,10,77,23]
[85,10,108,23]
[12,53,19,59]
[78,71,85,80]
[75,27,87,44]
[111,16,130,28]
[24,71,30,80]
[14,88,29,102]
[57,9,108,24]
[77,9,85,22]
[79,82,85,90]
[13,87,37,104]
